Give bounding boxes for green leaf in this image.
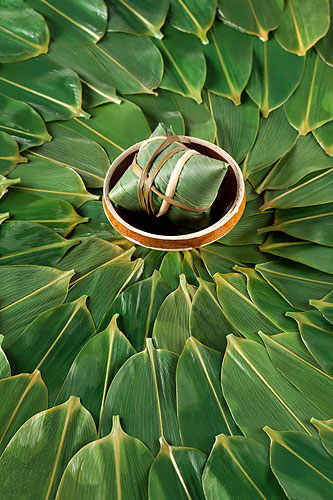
[244,107,297,181]
[207,92,259,163]
[55,314,135,432]
[0,191,88,236]
[288,310,333,375]
[217,0,283,41]
[0,174,20,199]
[0,397,96,499]
[0,0,49,63]
[0,370,47,455]
[98,270,170,351]
[107,0,169,39]
[149,438,206,500]
[204,21,252,105]
[265,428,333,500]
[65,100,151,162]
[199,243,243,274]
[235,266,299,331]
[159,252,183,290]
[215,273,281,340]
[284,51,333,135]
[26,0,107,43]
[0,265,73,346]
[202,434,284,500]
[153,274,192,354]
[256,260,333,310]
[190,279,237,352]
[0,335,10,379]
[275,0,330,56]
[155,25,206,104]
[311,291,333,325]
[260,332,333,415]
[259,203,333,246]
[141,250,165,279]
[57,415,153,500]
[0,221,79,266]
[0,131,26,176]
[316,0,333,66]
[66,257,143,327]
[260,233,333,274]
[257,134,333,192]
[28,122,110,189]
[177,337,238,453]
[101,339,181,455]
[168,0,217,44]
[264,332,323,368]
[0,93,51,150]
[222,335,326,444]
[311,418,333,457]
[313,120,333,156]
[0,212,9,225]
[7,296,95,405]
[91,33,163,95]
[247,37,305,117]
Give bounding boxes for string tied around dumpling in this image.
[131,134,213,217]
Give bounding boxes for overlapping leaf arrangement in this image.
[0,0,333,498]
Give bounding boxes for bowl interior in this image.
[107,139,238,237]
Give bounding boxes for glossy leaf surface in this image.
[0,335,10,379]
[0,131,25,176]
[168,0,217,43]
[313,120,333,156]
[311,418,333,457]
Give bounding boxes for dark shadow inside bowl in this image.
[108,140,238,237]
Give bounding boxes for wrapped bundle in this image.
[109,124,228,231]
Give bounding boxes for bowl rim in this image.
[103,135,245,245]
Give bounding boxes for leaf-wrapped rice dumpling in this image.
[109,124,228,231]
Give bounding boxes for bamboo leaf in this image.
[26,0,107,43]
[247,37,305,117]
[256,260,333,309]
[0,335,10,379]
[107,0,169,39]
[57,416,153,500]
[66,257,143,328]
[215,273,281,340]
[6,296,95,405]
[98,270,171,351]
[222,335,326,444]
[0,221,79,266]
[259,203,333,246]
[316,0,333,66]
[263,331,323,368]
[101,339,181,455]
[311,418,333,457]
[202,434,285,500]
[190,279,237,352]
[0,370,47,455]
[168,0,217,43]
[159,252,183,290]
[0,94,51,150]
[0,131,26,176]
[313,120,333,156]
[0,0,49,63]
[217,0,284,41]
[155,25,206,104]
[236,266,299,331]
[177,337,238,453]
[55,315,135,431]
[260,233,333,274]
[149,438,206,500]
[311,291,333,326]
[287,310,333,375]
[141,250,165,280]
[265,428,333,500]
[0,265,73,346]
[0,175,20,199]
[275,0,330,56]
[207,92,259,163]
[204,21,252,105]
[257,134,333,192]
[0,191,88,236]
[28,122,110,189]
[0,56,88,122]
[260,332,333,415]
[152,274,192,354]
[65,100,151,162]
[244,107,298,178]
[284,51,333,135]
[0,397,97,499]
[91,33,163,95]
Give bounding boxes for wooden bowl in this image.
[103,136,245,251]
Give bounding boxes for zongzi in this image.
[109,123,228,232]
